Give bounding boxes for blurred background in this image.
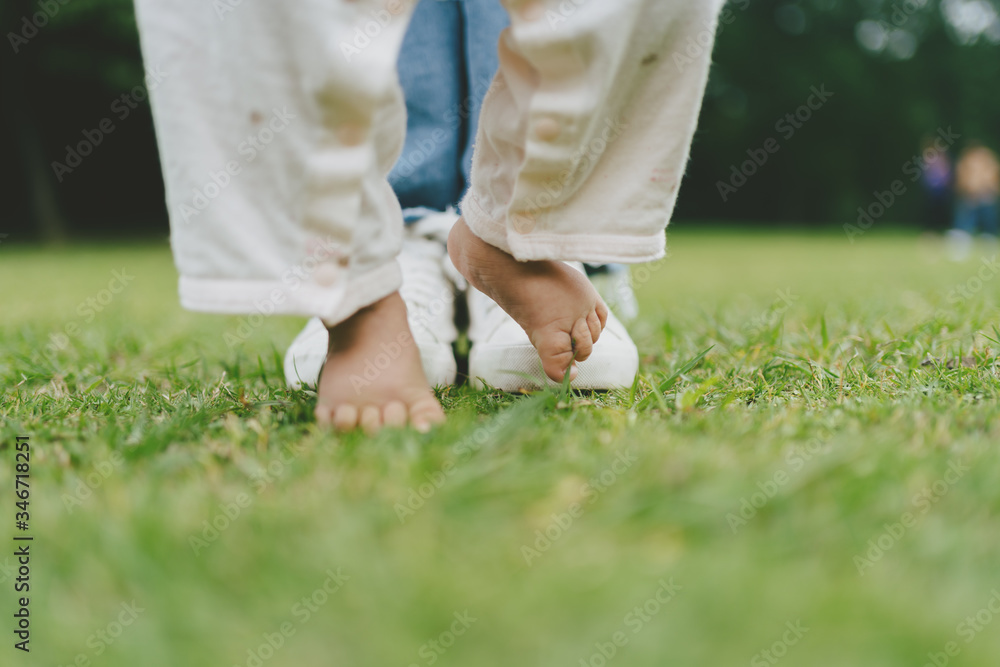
[1,0,999,242]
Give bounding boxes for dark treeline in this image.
[2,0,998,241]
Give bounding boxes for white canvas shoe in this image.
[946,229,974,262]
[466,264,640,391]
[283,212,460,389]
[587,266,640,323]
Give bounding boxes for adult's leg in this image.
[459,0,511,198]
[389,0,466,216]
[946,197,976,261]
[953,199,977,235]
[979,202,999,237]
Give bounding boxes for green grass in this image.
[2,230,1000,667]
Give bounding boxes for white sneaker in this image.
[587,265,640,323]
[466,264,639,391]
[946,229,973,262]
[283,212,460,389]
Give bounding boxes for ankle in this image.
[447,219,473,275]
[326,292,404,354]
[448,217,521,285]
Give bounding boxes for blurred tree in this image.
[1,0,999,240]
[1,0,69,243]
[1,0,160,242]
[679,0,1000,225]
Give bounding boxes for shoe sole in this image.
[468,341,638,391]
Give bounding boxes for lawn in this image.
[2,229,999,667]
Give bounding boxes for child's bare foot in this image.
[448,217,608,382]
[315,292,445,433]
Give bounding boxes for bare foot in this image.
[448,217,608,382]
[315,292,445,433]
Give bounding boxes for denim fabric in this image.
[954,200,999,237]
[389,0,509,219]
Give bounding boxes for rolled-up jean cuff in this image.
[461,191,666,264]
[507,231,666,264]
[177,260,402,329]
[460,191,513,254]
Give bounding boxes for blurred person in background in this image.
[919,135,953,234]
[948,142,1000,260]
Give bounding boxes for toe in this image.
[314,404,333,426]
[331,404,359,431]
[571,318,595,362]
[383,401,408,428]
[587,310,603,345]
[535,330,577,382]
[409,396,445,433]
[596,299,609,329]
[360,405,382,434]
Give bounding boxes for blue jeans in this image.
[954,199,999,237]
[389,0,509,221]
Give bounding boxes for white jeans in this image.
[135,0,723,326]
